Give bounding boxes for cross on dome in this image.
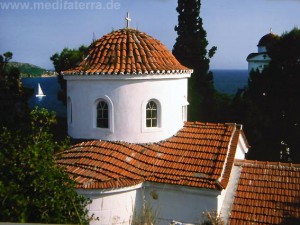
[125,12,131,28]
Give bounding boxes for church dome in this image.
[257,32,279,47]
[63,28,191,75]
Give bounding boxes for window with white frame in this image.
[97,100,109,128]
[146,100,158,127]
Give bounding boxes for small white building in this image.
[247,31,278,73]
[58,20,250,225]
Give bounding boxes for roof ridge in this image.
[234,159,300,168]
[217,124,241,189]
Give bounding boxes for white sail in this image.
[36,83,46,97]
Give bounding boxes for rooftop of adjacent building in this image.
[228,159,300,225]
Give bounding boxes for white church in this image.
[246,30,278,73]
[57,17,300,225]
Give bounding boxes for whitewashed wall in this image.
[234,134,249,160]
[258,46,267,53]
[78,184,143,225]
[143,183,220,225]
[65,74,190,143]
[78,183,220,225]
[247,54,271,73]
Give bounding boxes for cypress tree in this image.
[173,0,217,121]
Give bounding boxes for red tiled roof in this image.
[63,29,192,75]
[229,160,300,225]
[56,122,245,190]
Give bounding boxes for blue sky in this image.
[0,0,299,70]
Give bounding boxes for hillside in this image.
[7,61,50,77]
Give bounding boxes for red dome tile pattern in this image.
[229,160,300,225]
[56,122,246,190]
[63,29,192,75]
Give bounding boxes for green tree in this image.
[173,0,217,121]
[0,108,90,224]
[0,52,32,128]
[232,28,300,163]
[50,46,88,104]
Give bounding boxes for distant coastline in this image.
[8,61,56,78]
[40,73,57,78]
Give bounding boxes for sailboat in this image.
[36,83,46,97]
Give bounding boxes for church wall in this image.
[235,135,249,160]
[77,182,222,225]
[144,182,220,225]
[65,75,189,143]
[77,184,143,225]
[258,46,267,53]
[248,61,269,73]
[247,53,271,73]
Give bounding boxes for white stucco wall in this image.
[234,135,249,160]
[247,53,270,73]
[144,183,220,225]
[65,74,190,143]
[78,184,143,225]
[77,182,221,225]
[258,46,267,53]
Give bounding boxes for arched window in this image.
[97,100,109,128]
[146,101,158,127]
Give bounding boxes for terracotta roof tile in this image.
[62,29,192,76]
[229,160,300,225]
[57,122,244,190]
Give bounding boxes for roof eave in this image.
[63,71,192,81]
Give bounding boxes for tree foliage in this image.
[50,46,88,104]
[232,28,300,163]
[0,52,90,223]
[173,0,218,121]
[0,52,32,128]
[50,46,88,75]
[0,108,90,224]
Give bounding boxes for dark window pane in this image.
[152,119,157,127]
[152,110,157,118]
[146,119,151,127]
[146,110,151,118]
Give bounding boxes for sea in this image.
[21,70,249,118]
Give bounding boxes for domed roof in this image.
[63,29,192,75]
[257,32,279,47]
